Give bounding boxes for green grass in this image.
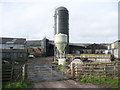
[75,76,119,85]
[2,81,31,88]
[30,46,41,48]
[112,86,120,90]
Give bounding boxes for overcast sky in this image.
[0,0,119,43]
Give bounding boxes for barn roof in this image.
[0,37,26,44]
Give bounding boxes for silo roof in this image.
[55,6,68,11]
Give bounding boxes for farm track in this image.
[27,57,99,88]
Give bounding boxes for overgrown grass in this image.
[75,76,119,85]
[2,81,31,88]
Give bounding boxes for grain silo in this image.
[54,6,69,54]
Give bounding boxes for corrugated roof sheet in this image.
[0,37,26,44]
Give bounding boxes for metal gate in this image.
[27,65,69,82]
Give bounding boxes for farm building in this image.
[26,37,109,56]
[26,37,54,57]
[26,37,120,61]
[26,40,41,48]
[1,37,27,61]
[107,40,120,59]
[69,43,107,54]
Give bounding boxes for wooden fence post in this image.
[22,64,25,80]
[71,63,74,77]
[104,65,106,77]
[114,65,116,77]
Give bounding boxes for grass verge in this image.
[2,81,31,88]
[75,76,119,85]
